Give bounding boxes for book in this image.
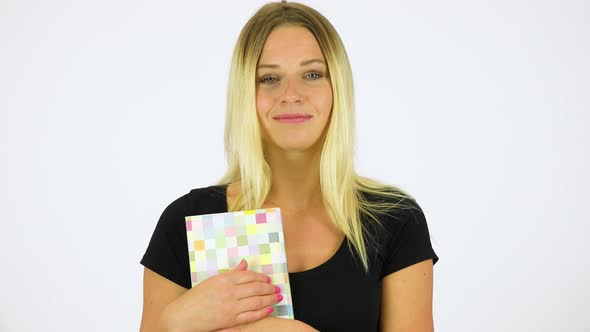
[185,207,295,320]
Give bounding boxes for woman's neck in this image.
[264,145,324,213]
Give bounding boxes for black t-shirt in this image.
[140,184,439,331]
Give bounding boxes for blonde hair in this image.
[215,1,417,273]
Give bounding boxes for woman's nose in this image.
[280,77,303,104]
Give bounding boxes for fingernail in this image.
[266,276,271,283]
[267,307,274,314]
[277,294,283,302]
[275,285,281,293]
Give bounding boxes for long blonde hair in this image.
[215,1,417,273]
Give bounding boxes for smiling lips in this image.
[273,113,312,123]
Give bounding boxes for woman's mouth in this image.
[272,113,313,123]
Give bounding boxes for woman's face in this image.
[256,25,333,152]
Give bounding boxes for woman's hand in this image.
[159,259,282,332]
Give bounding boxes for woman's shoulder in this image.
[359,189,430,247]
[359,188,423,221]
[160,184,228,219]
[361,191,439,274]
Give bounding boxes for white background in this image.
[1,0,588,331]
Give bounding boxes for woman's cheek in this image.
[316,89,333,115]
[256,93,273,118]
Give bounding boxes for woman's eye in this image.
[258,72,323,85]
[258,76,278,84]
[306,72,322,80]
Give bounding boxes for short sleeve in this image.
[140,194,192,289]
[380,200,439,278]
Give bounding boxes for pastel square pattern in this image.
[185,207,294,320]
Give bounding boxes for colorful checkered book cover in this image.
[185,207,294,320]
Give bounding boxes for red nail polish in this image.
[267,307,274,314]
[277,294,283,302]
[275,285,281,293]
[266,276,271,283]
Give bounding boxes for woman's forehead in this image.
[259,27,324,65]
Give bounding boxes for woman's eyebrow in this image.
[257,58,325,70]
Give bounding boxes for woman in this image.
[140,1,439,331]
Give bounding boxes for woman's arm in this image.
[141,265,282,332]
[140,267,187,332]
[216,317,318,332]
[380,259,434,332]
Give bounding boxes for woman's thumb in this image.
[232,258,247,271]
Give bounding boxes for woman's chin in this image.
[270,141,317,153]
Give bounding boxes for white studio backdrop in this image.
[1,0,588,331]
